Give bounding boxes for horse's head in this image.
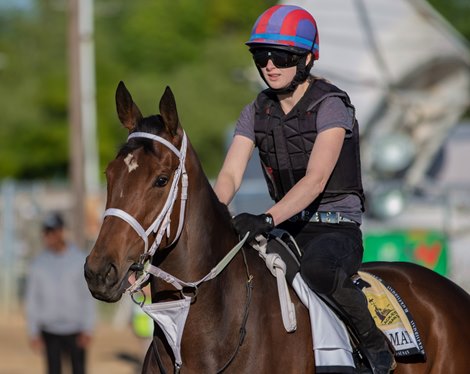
[85,81,186,302]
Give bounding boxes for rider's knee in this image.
[300,259,337,295]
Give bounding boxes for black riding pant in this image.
[279,221,384,348]
[280,221,362,294]
[41,331,86,374]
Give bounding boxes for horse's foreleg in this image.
[141,342,158,374]
[142,339,175,374]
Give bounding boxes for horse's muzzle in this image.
[84,256,128,302]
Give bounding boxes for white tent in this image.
[281,0,470,216]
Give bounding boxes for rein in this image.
[216,248,253,374]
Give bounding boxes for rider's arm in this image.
[214,134,254,205]
[266,126,346,225]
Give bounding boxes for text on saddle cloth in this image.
[357,271,425,358]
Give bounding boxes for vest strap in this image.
[272,125,296,195]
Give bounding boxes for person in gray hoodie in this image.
[25,212,96,374]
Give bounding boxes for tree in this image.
[0,0,466,180]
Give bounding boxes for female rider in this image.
[214,5,394,374]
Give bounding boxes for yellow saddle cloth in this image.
[358,271,426,358]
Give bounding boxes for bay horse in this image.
[84,82,470,373]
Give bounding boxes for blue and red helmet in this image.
[246,5,319,60]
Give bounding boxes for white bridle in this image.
[103,130,189,273]
[101,129,250,371]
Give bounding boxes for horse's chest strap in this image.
[133,235,250,372]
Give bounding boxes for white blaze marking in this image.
[124,153,139,173]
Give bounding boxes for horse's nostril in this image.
[104,264,118,286]
[84,261,94,281]
[84,259,119,289]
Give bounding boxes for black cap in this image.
[42,212,65,231]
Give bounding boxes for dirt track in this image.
[0,309,147,374]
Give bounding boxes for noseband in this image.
[103,131,189,281]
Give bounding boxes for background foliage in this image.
[0,0,468,181]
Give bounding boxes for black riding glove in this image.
[232,213,274,243]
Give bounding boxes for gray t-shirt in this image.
[234,96,354,140]
[234,96,363,224]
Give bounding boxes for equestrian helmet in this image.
[246,5,319,60]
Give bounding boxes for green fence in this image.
[363,230,448,276]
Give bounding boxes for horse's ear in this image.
[115,81,143,132]
[159,86,179,137]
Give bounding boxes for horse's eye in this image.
[154,175,169,187]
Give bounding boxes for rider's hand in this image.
[232,213,274,243]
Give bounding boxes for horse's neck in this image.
[184,155,236,259]
[157,145,238,282]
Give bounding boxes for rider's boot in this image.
[329,274,396,374]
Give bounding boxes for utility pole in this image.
[68,0,99,250]
[80,0,99,198]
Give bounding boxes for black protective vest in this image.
[254,78,365,211]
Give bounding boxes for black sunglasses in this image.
[251,49,304,69]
